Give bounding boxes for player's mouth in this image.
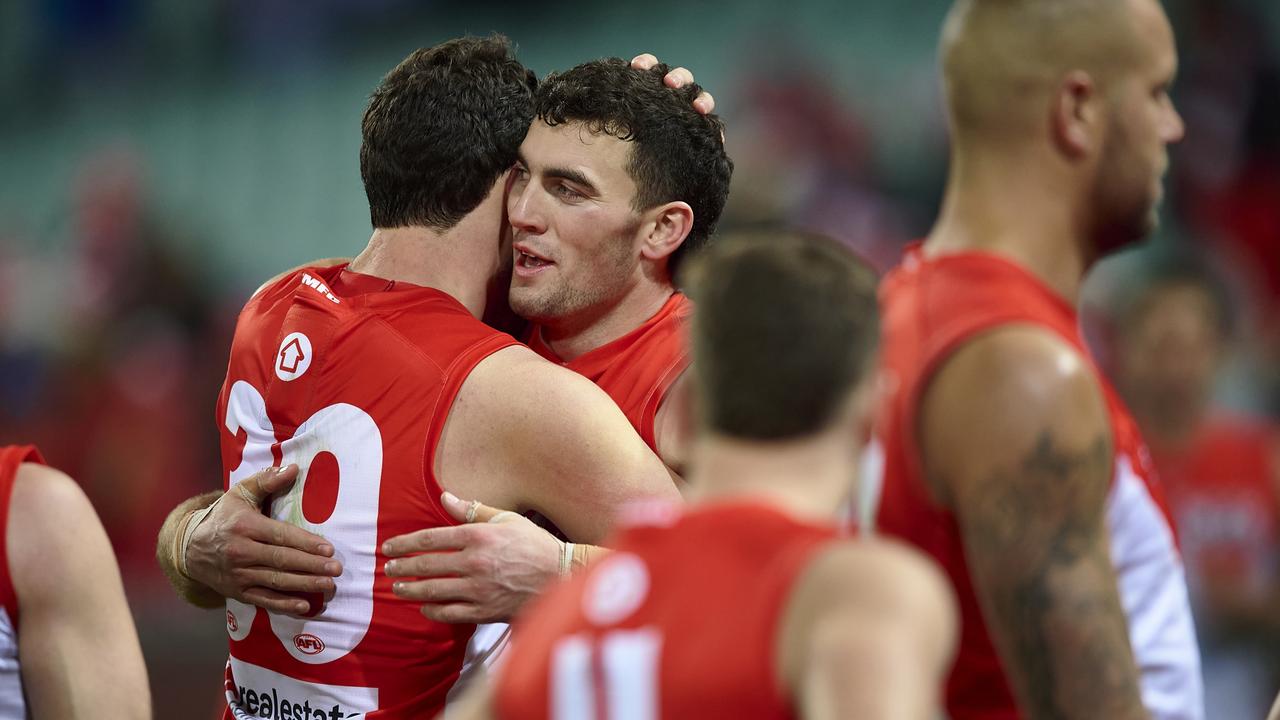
[513,243,555,278]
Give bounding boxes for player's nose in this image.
[507,180,546,234]
[1164,101,1185,144]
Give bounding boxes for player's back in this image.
[871,246,1202,719]
[495,501,838,720]
[217,265,517,719]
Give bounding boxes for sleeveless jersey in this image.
[870,246,1202,720]
[216,265,518,719]
[494,501,839,720]
[1153,417,1279,607]
[0,445,41,719]
[527,293,691,453]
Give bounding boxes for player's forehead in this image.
[519,120,634,184]
[1129,0,1178,76]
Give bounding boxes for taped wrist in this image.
[177,496,223,580]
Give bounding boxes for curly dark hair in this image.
[535,58,734,277]
[360,35,537,230]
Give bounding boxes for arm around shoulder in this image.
[461,346,680,544]
[10,463,150,719]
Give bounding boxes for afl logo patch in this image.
[226,611,238,632]
[275,332,313,382]
[582,552,649,626]
[293,633,325,655]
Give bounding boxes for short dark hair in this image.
[1117,250,1234,340]
[683,229,880,440]
[360,35,537,230]
[535,58,733,277]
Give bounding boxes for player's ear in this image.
[1052,70,1100,159]
[640,201,694,262]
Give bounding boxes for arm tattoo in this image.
[964,432,1145,720]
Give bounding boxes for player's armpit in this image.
[11,463,150,719]
[780,539,957,720]
[921,326,1147,720]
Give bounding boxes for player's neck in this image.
[349,224,495,319]
[927,151,1089,304]
[685,429,855,525]
[538,277,675,362]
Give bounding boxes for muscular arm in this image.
[441,346,679,543]
[385,347,679,623]
[11,463,150,718]
[780,540,957,720]
[920,326,1146,719]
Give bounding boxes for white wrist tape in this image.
[177,497,223,580]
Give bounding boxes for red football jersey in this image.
[494,501,839,720]
[0,445,42,718]
[1153,417,1279,604]
[215,266,518,719]
[527,293,691,453]
[871,246,1202,720]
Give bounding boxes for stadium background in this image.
[0,0,1276,715]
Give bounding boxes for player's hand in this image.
[383,492,561,624]
[184,465,341,616]
[631,53,715,115]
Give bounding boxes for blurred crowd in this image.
[1,0,1277,716]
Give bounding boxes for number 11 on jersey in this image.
[551,628,662,720]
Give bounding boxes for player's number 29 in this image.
[222,380,384,665]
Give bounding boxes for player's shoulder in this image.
[795,536,956,617]
[472,344,606,400]
[250,258,349,303]
[934,324,1103,415]
[7,464,105,593]
[779,536,958,686]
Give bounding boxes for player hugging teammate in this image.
[154,0,1213,717]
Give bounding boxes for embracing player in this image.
[157,37,681,718]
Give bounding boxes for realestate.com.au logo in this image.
[228,683,359,720]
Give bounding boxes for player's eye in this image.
[554,183,585,201]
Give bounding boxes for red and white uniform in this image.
[0,445,40,719]
[869,246,1202,720]
[216,266,517,719]
[1153,417,1279,611]
[494,501,839,720]
[527,292,691,453]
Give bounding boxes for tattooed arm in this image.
[919,326,1147,720]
